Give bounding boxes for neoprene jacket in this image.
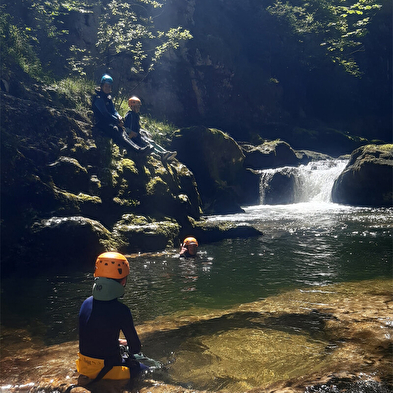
[92,88,120,126]
[123,111,140,134]
[79,296,141,362]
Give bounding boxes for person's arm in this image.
[179,244,188,257]
[121,307,142,354]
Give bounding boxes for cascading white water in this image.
[259,159,348,204]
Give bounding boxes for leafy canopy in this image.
[1,0,192,81]
[68,0,192,78]
[267,0,382,75]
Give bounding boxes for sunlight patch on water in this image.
[144,279,393,393]
[168,327,329,392]
[205,202,355,224]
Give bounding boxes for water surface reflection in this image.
[0,203,392,391]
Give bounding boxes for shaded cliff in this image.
[3,0,390,152]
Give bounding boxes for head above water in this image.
[128,96,141,113]
[94,251,130,280]
[182,237,199,256]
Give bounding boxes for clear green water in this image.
[1,160,393,392]
[1,203,392,347]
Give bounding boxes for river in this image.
[1,159,392,392]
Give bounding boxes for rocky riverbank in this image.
[1,77,392,277]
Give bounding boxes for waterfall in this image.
[259,159,348,205]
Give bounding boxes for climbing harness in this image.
[64,347,162,392]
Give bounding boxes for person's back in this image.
[75,252,145,392]
[79,296,140,361]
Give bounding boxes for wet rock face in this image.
[260,167,298,205]
[331,144,393,207]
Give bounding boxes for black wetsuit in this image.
[123,110,150,149]
[92,89,143,153]
[79,296,141,364]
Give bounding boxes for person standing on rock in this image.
[124,96,177,161]
[92,75,151,155]
[73,252,148,392]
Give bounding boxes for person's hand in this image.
[119,338,127,346]
[128,130,138,138]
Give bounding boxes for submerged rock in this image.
[331,144,393,207]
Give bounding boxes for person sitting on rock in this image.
[74,252,148,392]
[124,96,177,161]
[92,75,151,155]
[179,236,199,257]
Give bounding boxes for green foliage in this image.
[3,0,191,82]
[140,115,177,148]
[69,0,192,78]
[50,77,96,112]
[22,0,71,70]
[0,10,43,78]
[267,0,382,75]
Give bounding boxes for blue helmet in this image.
[100,74,113,85]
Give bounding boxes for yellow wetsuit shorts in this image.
[76,353,130,380]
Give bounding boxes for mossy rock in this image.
[185,219,263,244]
[3,216,117,276]
[332,144,393,207]
[170,126,255,212]
[242,140,300,170]
[113,215,180,253]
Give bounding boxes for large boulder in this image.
[170,126,260,213]
[331,144,393,207]
[113,215,180,253]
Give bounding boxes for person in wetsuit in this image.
[124,96,177,161]
[179,236,199,257]
[76,252,146,389]
[92,75,151,155]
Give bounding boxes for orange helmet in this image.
[94,252,130,279]
[183,237,198,247]
[128,96,141,107]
